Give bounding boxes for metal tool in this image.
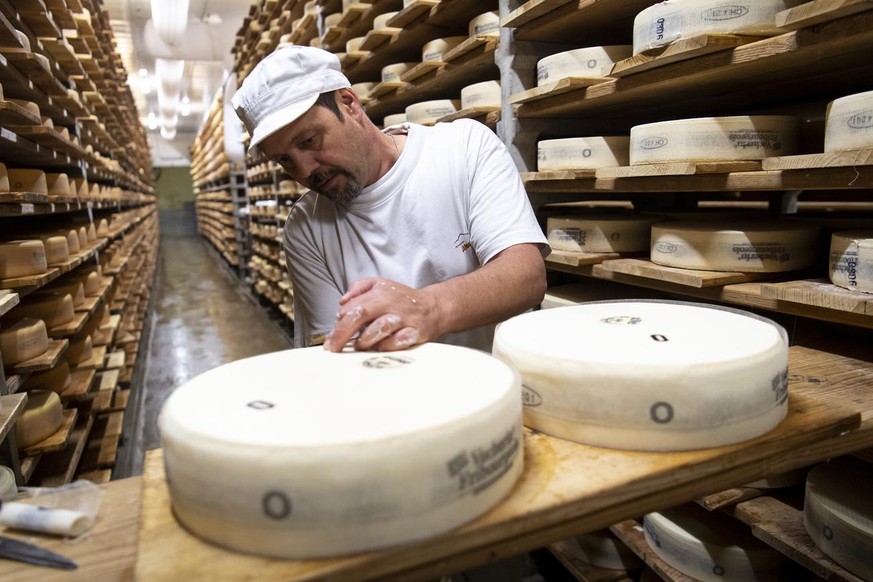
[0,535,77,570]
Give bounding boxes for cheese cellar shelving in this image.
[0,0,157,487]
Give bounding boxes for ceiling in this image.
[103,0,250,166]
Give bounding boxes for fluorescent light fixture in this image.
[180,95,191,116]
[150,0,190,47]
[160,125,177,140]
[147,111,158,130]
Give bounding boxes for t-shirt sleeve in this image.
[283,200,342,348]
[462,120,550,264]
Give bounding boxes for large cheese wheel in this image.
[372,11,398,30]
[38,280,86,307]
[422,36,465,62]
[96,219,110,236]
[460,80,500,109]
[643,503,787,581]
[469,11,499,37]
[630,116,798,164]
[159,344,523,558]
[12,293,75,328]
[536,46,632,86]
[39,236,70,266]
[65,334,93,365]
[829,230,873,293]
[492,300,788,451]
[58,229,80,254]
[570,528,643,570]
[0,318,49,367]
[77,269,102,296]
[345,36,366,53]
[547,214,662,253]
[10,100,40,118]
[15,391,64,448]
[405,100,460,124]
[825,91,873,152]
[633,0,803,54]
[0,240,48,279]
[383,113,406,126]
[45,173,70,197]
[381,62,415,83]
[76,226,88,249]
[651,219,819,272]
[537,136,630,171]
[804,457,873,581]
[23,360,72,394]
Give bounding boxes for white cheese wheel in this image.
[537,136,630,171]
[422,36,465,62]
[536,46,632,86]
[7,169,47,194]
[405,99,460,124]
[570,528,644,570]
[381,62,415,83]
[0,318,49,367]
[829,230,873,293]
[383,113,407,126]
[324,12,342,28]
[651,220,820,272]
[469,11,499,37]
[23,360,72,394]
[12,293,75,328]
[159,344,523,559]
[373,11,398,30]
[0,240,48,279]
[39,236,70,266]
[630,116,798,164]
[350,82,375,100]
[15,391,64,448]
[492,300,788,451]
[547,214,662,253]
[633,0,803,54]
[825,91,873,152]
[345,36,366,53]
[304,0,317,15]
[804,457,873,581]
[343,0,369,9]
[460,80,501,109]
[65,334,93,365]
[41,115,54,128]
[45,173,70,197]
[644,503,787,581]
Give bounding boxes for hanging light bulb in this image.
[147,111,158,130]
[180,95,191,116]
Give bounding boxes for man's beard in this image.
[309,168,362,209]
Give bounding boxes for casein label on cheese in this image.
[829,230,873,292]
[825,90,873,152]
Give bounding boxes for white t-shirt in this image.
[283,119,549,351]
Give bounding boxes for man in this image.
[232,46,548,353]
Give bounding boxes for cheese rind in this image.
[650,219,819,272]
[460,80,501,109]
[492,300,788,451]
[23,360,72,394]
[0,318,49,367]
[65,334,93,365]
[405,100,460,124]
[12,293,76,328]
[547,214,661,252]
[829,230,873,293]
[381,62,415,83]
[537,136,630,170]
[536,46,632,85]
[372,11,398,30]
[422,36,465,62]
[469,11,499,37]
[15,391,64,448]
[7,169,47,194]
[0,240,48,279]
[630,116,798,164]
[39,236,70,266]
[159,344,523,558]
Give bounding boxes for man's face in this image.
[259,94,365,208]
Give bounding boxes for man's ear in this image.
[337,88,362,117]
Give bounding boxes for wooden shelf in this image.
[61,367,96,403]
[5,338,68,374]
[0,392,27,443]
[502,0,653,44]
[31,413,93,487]
[19,407,77,457]
[0,289,18,316]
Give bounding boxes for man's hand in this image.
[323,278,441,352]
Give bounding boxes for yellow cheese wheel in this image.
[65,334,93,365]
[39,236,70,266]
[7,169,47,194]
[0,318,49,367]
[38,280,85,307]
[0,240,48,279]
[23,360,72,394]
[58,229,80,254]
[0,163,8,193]
[12,293,75,328]
[96,219,110,236]
[45,173,71,197]
[76,226,88,249]
[15,391,64,448]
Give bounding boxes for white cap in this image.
[232,46,351,154]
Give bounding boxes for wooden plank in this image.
[368,80,409,99]
[596,161,762,179]
[77,467,112,484]
[19,407,77,456]
[546,249,621,268]
[95,368,120,393]
[0,266,60,291]
[74,344,108,371]
[398,60,441,83]
[442,35,495,64]
[508,76,611,105]
[103,349,126,370]
[61,367,96,403]
[47,310,88,337]
[5,338,67,374]
[593,258,772,288]
[0,289,19,316]
[32,413,92,487]
[359,27,399,51]
[0,392,27,443]
[548,538,635,582]
[522,169,598,182]
[109,388,130,412]
[501,0,574,29]
[0,476,141,581]
[760,279,873,315]
[436,105,500,125]
[135,380,864,582]
[610,34,765,78]
[610,520,698,582]
[696,486,766,511]
[762,148,873,170]
[386,0,438,28]
[775,0,873,30]
[93,410,124,439]
[79,429,120,469]
[0,99,41,125]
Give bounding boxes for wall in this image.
[154,166,195,211]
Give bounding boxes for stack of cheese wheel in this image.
[643,503,787,581]
[568,528,643,570]
[23,360,72,394]
[492,300,788,451]
[537,136,630,171]
[824,90,873,152]
[381,62,415,83]
[630,116,798,164]
[406,100,460,125]
[804,457,873,581]
[383,112,406,126]
[0,318,49,368]
[547,213,662,253]
[650,219,819,272]
[0,240,48,279]
[422,36,465,62]
[159,344,523,558]
[536,46,632,86]
[469,11,499,36]
[460,80,500,109]
[829,230,873,292]
[632,0,804,54]
[15,391,64,448]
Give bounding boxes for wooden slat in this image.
[760,279,873,315]
[546,250,621,268]
[0,289,19,315]
[508,76,611,105]
[0,266,59,291]
[592,258,772,288]
[596,161,762,179]
[762,148,873,170]
[61,367,96,402]
[19,407,77,456]
[32,413,92,486]
[776,0,873,30]
[501,0,575,29]
[610,34,765,78]
[6,338,68,374]
[0,393,27,443]
[47,310,88,337]
[522,169,598,182]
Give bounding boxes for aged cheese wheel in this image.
[350,82,375,100]
[829,230,873,293]
[644,503,788,581]
[825,91,873,152]
[383,113,406,126]
[461,80,501,109]
[381,62,415,83]
[633,0,804,54]
[38,280,85,307]
[77,269,102,296]
[469,11,499,37]
[72,177,89,199]
[405,99,460,124]
[373,11,398,30]
[7,169,47,194]
[0,318,49,367]
[15,391,64,448]
[547,214,661,253]
[0,240,48,279]
[650,219,819,272]
[76,226,88,249]
[630,116,798,164]
[345,36,366,53]
[23,360,72,394]
[804,457,873,581]
[12,293,75,328]
[58,229,80,254]
[0,163,8,192]
[422,36,465,62]
[492,300,788,451]
[39,236,70,266]
[159,344,523,558]
[86,222,97,243]
[45,173,70,197]
[96,218,110,236]
[537,136,630,170]
[65,334,93,365]
[10,99,40,118]
[536,46,632,85]
[324,12,342,28]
